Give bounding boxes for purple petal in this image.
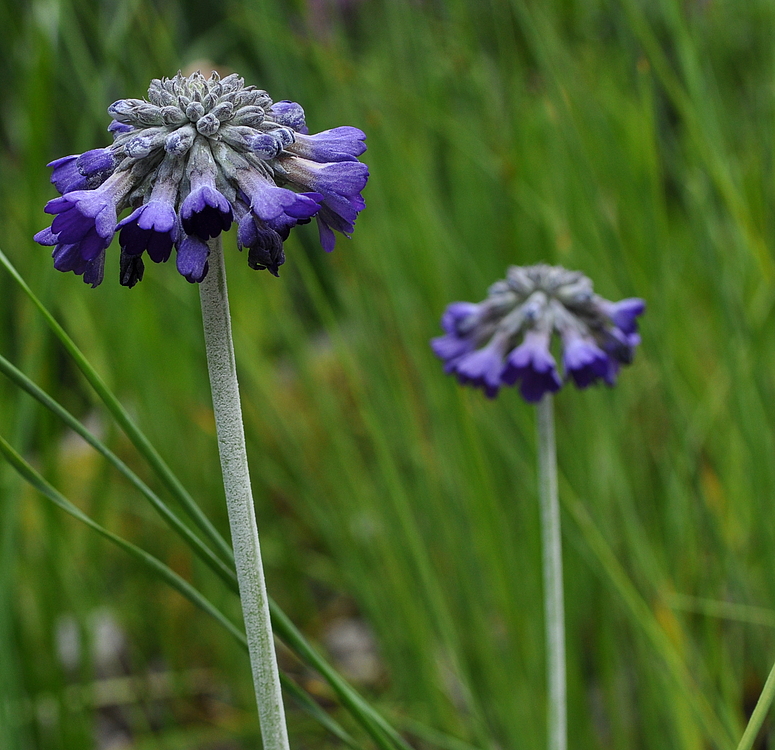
[451,340,505,397]
[430,333,474,364]
[441,302,480,334]
[136,201,177,234]
[77,148,116,177]
[117,208,150,256]
[117,201,177,262]
[48,155,85,194]
[238,171,321,223]
[563,337,610,389]
[600,298,646,335]
[51,203,94,243]
[146,229,174,263]
[176,235,211,282]
[180,185,233,240]
[501,331,562,402]
[78,227,108,261]
[44,196,73,215]
[290,158,369,197]
[289,127,367,162]
[34,227,59,246]
[316,217,336,253]
[52,243,88,274]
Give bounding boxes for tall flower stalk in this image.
[200,235,288,750]
[432,263,645,750]
[34,70,369,744]
[537,395,565,750]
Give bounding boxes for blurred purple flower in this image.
[501,330,562,403]
[432,264,645,401]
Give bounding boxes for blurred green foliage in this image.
[2,0,775,747]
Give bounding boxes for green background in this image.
[1,0,773,747]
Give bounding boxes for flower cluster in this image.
[432,264,645,402]
[35,71,368,287]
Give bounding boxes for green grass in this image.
[2,0,775,747]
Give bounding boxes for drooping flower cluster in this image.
[35,71,368,287]
[432,264,645,402]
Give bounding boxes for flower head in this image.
[35,71,368,287]
[431,264,645,401]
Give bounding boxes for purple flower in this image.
[430,302,482,370]
[35,71,368,286]
[48,156,86,194]
[432,264,644,402]
[50,243,106,288]
[451,338,507,399]
[47,149,117,196]
[562,336,612,388]
[41,226,105,287]
[277,156,368,252]
[176,234,211,283]
[431,331,475,369]
[599,298,646,335]
[501,331,562,403]
[180,139,233,241]
[41,173,132,277]
[117,201,178,264]
[287,127,367,163]
[236,207,286,277]
[180,185,233,240]
[237,169,322,226]
[441,302,480,332]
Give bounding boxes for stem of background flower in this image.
[199,236,290,750]
[536,395,566,750]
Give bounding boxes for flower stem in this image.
[536,395,566,750]
[199,236,290,750]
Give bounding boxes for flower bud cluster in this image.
[35,71,368,287]
[432,264,645,401]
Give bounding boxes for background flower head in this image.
[432,264,645,402]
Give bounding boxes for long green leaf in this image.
[0,351,238,591]
[0,247,234,565]
[0,431,362,749]
[0,250,410,750]
[735,659,775,750]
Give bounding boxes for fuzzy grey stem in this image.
[199,237,290,750]
[537,395,566,750]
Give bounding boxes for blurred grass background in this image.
[1,0,774,747]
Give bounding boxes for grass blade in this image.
[735,660,775,750]
[565,494,736,750]
[0,430,364,749]
[0,247,234,565]
[0,350,239,591]
[0,249,409,750]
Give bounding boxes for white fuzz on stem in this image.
[537,395,566,750]
[199,236,290,750]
